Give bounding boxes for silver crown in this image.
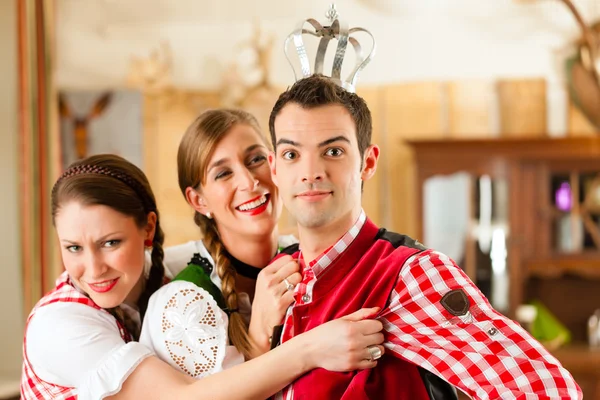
[284,4,376,93]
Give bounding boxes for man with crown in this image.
[266,5,582,399]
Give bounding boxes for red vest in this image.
[21,272,131,400]
[280,219,437,400]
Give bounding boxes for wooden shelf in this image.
[527,256,600,279]
[551,342,600,375]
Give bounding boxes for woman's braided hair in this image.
[51,154,165,338]
[177,109,266,359]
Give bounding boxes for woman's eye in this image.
[282,151,297,160]
[215,170,231,180]
[249,155,267,165]
[103,240,121,248]
[325,148,344,157]
[66,245,82,253]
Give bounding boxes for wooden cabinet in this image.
[408,137,600,399]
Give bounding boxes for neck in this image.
[219,227,279,301]
[220,228,279,269]
[298,208,361,264]
[124,273,145,308]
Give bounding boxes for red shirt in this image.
[275,212,581,400]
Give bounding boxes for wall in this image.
[55,0,599,89]
[0,0,24,384]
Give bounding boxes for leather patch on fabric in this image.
[441,289,470,317]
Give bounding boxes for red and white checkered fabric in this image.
[20,272,131,400]
[380,250,581,399]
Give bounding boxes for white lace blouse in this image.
[139,240,248,378]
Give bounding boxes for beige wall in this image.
[0,0,24,380]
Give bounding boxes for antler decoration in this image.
[558,0,600,130]
[126,42,174,94]
[560,0,600,83]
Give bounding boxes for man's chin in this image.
[294,212,334,230]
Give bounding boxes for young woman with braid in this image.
[140,109,376,376]
[21,153,385,400]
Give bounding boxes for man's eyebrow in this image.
[318,136,351,147]
[276,138,301,148]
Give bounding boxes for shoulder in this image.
[26,301,152,389]
[140,280,231,378]
[161,240,214,277]
[374,228,427,251]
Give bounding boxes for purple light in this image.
[555,182,572,212]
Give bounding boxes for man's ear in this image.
[268,151,278,186]
[361,144,380,182]
[185,186,210,216]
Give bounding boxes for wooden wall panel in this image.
[497,79,547,137]
[384,82,446,237]
[143,92,221,246]
[568,100,599,136]
[447,80,495,138]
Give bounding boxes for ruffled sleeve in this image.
[139,280,244,379]
[26,302,153,400]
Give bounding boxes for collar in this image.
[228,252,264,280]
[299,209,367,279]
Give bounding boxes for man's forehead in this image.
[274,103,356,140]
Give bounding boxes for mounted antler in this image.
[59,92,113,159]
[559,0,600,130]
[560,0,600,81]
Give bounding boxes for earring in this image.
[144,239,153,249]
[206,212,212,219]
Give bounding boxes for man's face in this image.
[269,103,378,233]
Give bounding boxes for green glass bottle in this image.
[172,253,227,311]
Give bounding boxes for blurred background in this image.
[2,0,600,398]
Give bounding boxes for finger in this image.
[273,260,300,281]
[285,272,302,286]
[262,255,294,275]
[357,360,378,370]
[360,332,384,347]
[353,319,384,336]
[340,307,381,322]
[280,290,295,309]
[354,359,378,370]
[362,344,385,362]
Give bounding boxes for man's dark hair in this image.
[268,74,372,157]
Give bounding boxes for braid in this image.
[137,218,165,323]
[197,211,253,359]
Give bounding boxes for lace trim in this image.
[161,286,227,378]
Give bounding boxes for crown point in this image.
[325,3,339,22]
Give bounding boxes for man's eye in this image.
[325,148,344,157]
[282,151,297,160]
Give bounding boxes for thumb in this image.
[340,307,381,322]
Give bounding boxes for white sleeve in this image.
[161,241,203,278]
[26,302,153,400]
[139,281,243,379]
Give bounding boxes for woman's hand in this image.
[249,255,302,356]
[303,307,385,372]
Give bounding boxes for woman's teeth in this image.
[238,195,267,211]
